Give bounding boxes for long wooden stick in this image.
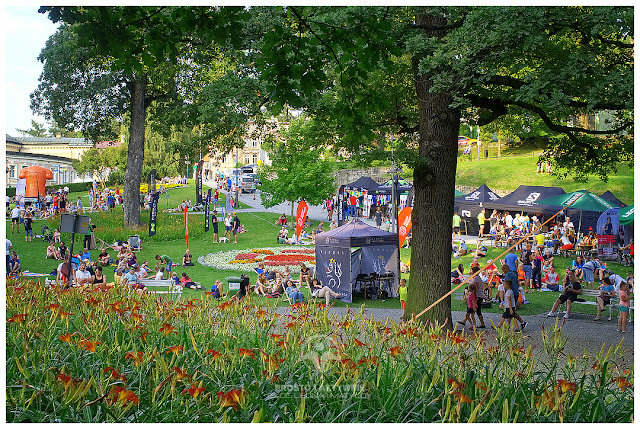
[408,189,592,324]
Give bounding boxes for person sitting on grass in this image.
[254,273,271,296]
[80,248,91,261]
[452,240,468,259]
[285,279,304,304]
[113,269,123,287]
[98,248,111,266]
[91,266,106,287]
[182,249,194,266]
[299,263,312,288]
[309,278,341,305]
[456,283,477,330]
[46,242,62,260]
[74,262,92,289]
[266,276,285,298]
[451,264,465,284]
[8,251,21,277]
[124,266,147,295]
[211,279,225,299]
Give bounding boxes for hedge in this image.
[6,181,93,197]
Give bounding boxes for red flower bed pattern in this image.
[263,254,315,265]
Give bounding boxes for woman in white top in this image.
[309,278,340,305]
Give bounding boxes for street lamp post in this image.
[388,166,403,292]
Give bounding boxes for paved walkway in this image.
[274,305,634,363]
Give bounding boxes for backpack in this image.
[520,250,531,265]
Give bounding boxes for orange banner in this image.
[398,207,412,247]
[295,201,309,242]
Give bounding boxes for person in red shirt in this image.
[349,194,357,218]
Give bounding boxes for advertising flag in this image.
[204,189,211,232]
[196,160,204,204]
[148,169,157,195]
[295,201,309,242]
[184,205,189,250]
[149,192,159,237]
[596,207,619,245]
[398,207,412,247]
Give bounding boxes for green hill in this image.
[454,149,634,205]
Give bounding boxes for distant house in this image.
[5,134,93,187]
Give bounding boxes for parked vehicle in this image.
[240,175,256,193]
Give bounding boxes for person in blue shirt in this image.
[594,281,616,321]
[107,193,115,209]
[81,248,91,261]
[503,248,518,272]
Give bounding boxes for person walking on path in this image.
[452,211,462,240]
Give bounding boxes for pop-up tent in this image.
[315,218,399,303]
[536,190,617,234]
[453,184,501,235]
[374,176,413,195]
[482,185,566,214]
[343,176,381,193]
[619,205,634,225]
[338,177,381,225]
[600,190,626,208]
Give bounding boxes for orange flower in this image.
[79,339,99,353]
[139,330,149,342]
[125,351,145,365]
[256,309,267,317]
[217,389,247,410]
[183,300,197,311]
[262,371,280,383]
[475,381,488,391]
[536,390,559,410]
[104,367,127,382]
[130,312,144,324]
[107,386,140,406]
[270,334,284,342]
[166,345,184,355]
[56,372,73,386]
[238,348,255,359]
[453,391,473,404]
[206,350,223,359]
[84,297,99,306]
[7,313,28,324]
[58,332,75,343]
[160,323,176,336]
[448,378,466,392]
[285,322,297,329]
[46,303,61,312]
[556,379,577,394]
[612,377,633,391]
[389,346,402,356]
[59,310,74,320]
[172,366,192,382]
[353,338,367,347]
[448,333,467,345]
[182,384,206,398]
[107,301,124,313]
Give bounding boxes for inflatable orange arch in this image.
[18,166,53,198]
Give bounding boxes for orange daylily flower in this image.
[263,371,280,383]
[206,350,223,359]
[475,381,488,391]
[138,330,149,342]
[58,332,76,343]
[556,379,577,394]
[160,323,176,336]
[7,313,28,324]
[217,389,247,411]
[56,372,83,390]
[84,297,99,306]
[172,366,192,382]
[448,378,466,392]
[353,338,367,347]
[260,351,284,372]
[166,345,184,355]
[389,346,402,356]
[45,303,61,312]
[270,334,284,341]
[104,367,127,382]
[448,333,467,345]
[107,301,124,312]
[107,386,140,406]
[285,322,297,329]
[182,384,206,398]
[536,390,560,410]
[79,339,99,353]
[238,348,256,359]
[340,358,357,370]
[452,391,473,404]
[130,312,144,324]
[183,300,197,311]
[59,310,74,320]
[125,351,145,365]
[256,309,267,317]
[612,377,633,391]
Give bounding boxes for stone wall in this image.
[454,185,511,197]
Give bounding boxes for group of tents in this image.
[453,183,633,241]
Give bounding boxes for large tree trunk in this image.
[405,12,460,330]
[123,76,146,227]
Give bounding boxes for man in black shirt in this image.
[546,269,583,320]
[520,243,533,293]
[23,212,34,242]
[232,213,241,244]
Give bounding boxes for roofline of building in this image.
[6,151,77,164]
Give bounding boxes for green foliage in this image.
[73,147,124,189]
[259,117,336,211]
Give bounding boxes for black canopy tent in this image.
[338,177,381,226]
[482,185,565,216]
[315,218,399,303]
[600,190,626,208]
[453,184,501,235]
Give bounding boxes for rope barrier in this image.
[408,188,595,324]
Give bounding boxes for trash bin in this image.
[226,276,241,291]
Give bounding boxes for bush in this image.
[7,181,93,197]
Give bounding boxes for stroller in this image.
[41,225,53,242]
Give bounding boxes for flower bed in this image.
[5,277,634,423]
[236,253,260,260]
[280,249,314,254]
[200,247,316,272]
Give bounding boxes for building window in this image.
[244,156,250,164]
[8,165,16,178]
[252,139,258,147]
[252,154,258,164]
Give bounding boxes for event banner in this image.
[315,246,351,302]
[398,207,412,247]
[204,189,211,232]
[148,192,159,237]
[184,205,190,250]
[295,201,309,242]
[337,185,345,226]
[597,207,619,245]
[148,169,157,195]
[196,160,204,204]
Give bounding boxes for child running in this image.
[495,280,517,331]
[456,284,477,330]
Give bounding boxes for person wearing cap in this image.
[232,212,241,244]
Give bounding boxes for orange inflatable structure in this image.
[18,166,53,198]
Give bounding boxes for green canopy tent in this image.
[536,190,616,234]
[619,205,634,226]
[454,189,466,198]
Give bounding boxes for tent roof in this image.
[316,218,398,247]
[619,204,634,225]
[600,190,626,208]
[454,183,500,205]
[536,190,616,213]
[483,185,566,213]
[454,189,466,198]
[343,176,381,192]
[375,176,413,195]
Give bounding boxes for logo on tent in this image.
[465,191,481,201]
[461,210,471,218]
[517,192,541,206]
[488,192,499,200]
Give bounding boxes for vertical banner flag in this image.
[184,205,190,250]
[148,169,157,196]
[337,185,344,226]
[196,160,204,204]
[149,192,159,237]
[596,207,619,245]
[398,207,413,247]
[295,201,309,242]
[204,189,211,232]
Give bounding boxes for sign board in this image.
[60,214,91,235]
